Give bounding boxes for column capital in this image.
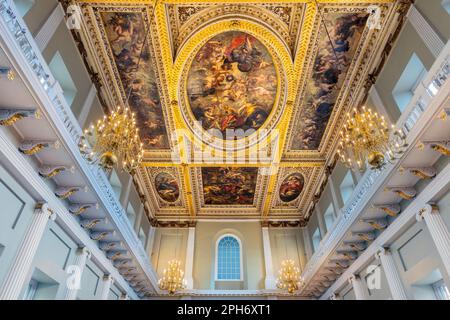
[331,293,342,300]
[416,204,439,222]
[348,274,360,284]
[35,202,57,221]
[35,202,48,214]
[375,247,392,260]
[103,274,114,282]
[77,247,91,259]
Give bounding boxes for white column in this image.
[348,274,368,300]
[302,227,313,260]
[369,86,393,125]
[133,203,145,234]
[416,204,450,277]
[328,176,342,216]
[184,226,196,289]
[0,203,54,300]
[146,225,156,255]
[64,247,91,300]
[351,168,363,183]
[316,207,327,237]
[34,3,65,51]
[261,226,276,289]
[120,175,133,209]
[407,5,445,58]
[78,84,97,129]
[375,248,408,300]
[99,275,114,300]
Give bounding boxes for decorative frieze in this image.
[261,220,305,228]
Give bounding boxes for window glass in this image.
[216,236,241,280]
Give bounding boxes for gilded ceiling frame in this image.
[72,0,402,223]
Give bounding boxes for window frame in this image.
[214,234,243,282]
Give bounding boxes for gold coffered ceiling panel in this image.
[72,0,410,223]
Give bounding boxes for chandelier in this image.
[158,260,187,295]
[276,259,301,294]
[337,106,408,172]
[78,106,144,173]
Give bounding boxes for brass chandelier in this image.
[158,259,187,295]
[78,106,144,173]
[337,106,408,172]
[276,259,301,294]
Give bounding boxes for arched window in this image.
[215,235,242,281]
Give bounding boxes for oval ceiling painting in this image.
[279,173,305,203]
[187,31,278,138]
[154,172,180,203]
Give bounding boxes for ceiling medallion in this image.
[279,173,305,203]
[178,22,288,155]
[154,172,180,203]
[187,30,277,137]
[337,106,408,172]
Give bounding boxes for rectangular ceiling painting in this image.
[201,167,258,205]
[101,12,170,149]
[291,12,368,150]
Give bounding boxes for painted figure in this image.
[102,12,169,149]
[155,172,180,203]
[292,13,368,150]
[202,167,258,205]
[188,32,277,138]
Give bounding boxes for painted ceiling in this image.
[71,0,410,223]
